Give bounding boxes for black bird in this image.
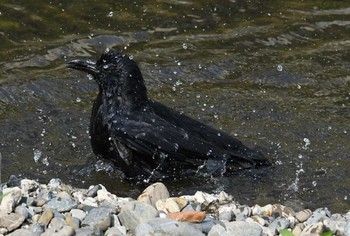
[67,50,270,180]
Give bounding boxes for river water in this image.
[0,1,349,212]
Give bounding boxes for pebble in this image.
[1,176,350,236]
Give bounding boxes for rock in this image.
[70,209,86,221]
[75,225,103,236]
[118,201,158,231]
[7,175,20,187]
[196,217,219,234]
[268,217,292,234]
[251,204,263,215]
[0,187,22,213]
[65,215,80,229]
[167,210,206,223]
[295,209,312,222]
[0,212,25,232]
[87,185,101,197]
[31,222,45,234]
[44,197,77,212]
[7,228,40,236]
[105,226,127,236]
[155,197,187,213]
[81,206,112,231]
[38,208,54,226]
[137,182,169,207]
[208,224,229,236]
[261,204,273,217]
[135,218,204,236]
[218,206,233,221]
[55,225,75,236]
[20,179,39,194]
[225,221,263,236]
[301,222,325,235]
[233,205,251,218]
[249,215,266,226]
[49,217,67,231]
[292,223,304,236]
[15,204,29,219]
[80,197,98,207]
[48,178,63,189]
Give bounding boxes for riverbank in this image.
[0,176,348,236]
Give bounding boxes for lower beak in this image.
[67,59,99,76]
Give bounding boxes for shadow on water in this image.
[0,1,349,212]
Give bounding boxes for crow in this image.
[67,50,270,180]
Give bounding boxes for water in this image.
[0,1,349,212]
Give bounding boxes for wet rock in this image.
[7,175,20,188]
[81,206,113,231]
[0,212,25,232]
[295,209,312,222]
[137,182,169,207]
[38,208,54,226]
[44,197,77,212]
[0,187,22,213]
[155,197,187,213]
[87,185,101,197]
[135,218,204,236]
[118,201,158,231]
[225,221,263,236]
[167,210,206,223]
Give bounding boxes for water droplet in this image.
[277,64,283,71]
[76,97,81,103]
[107,11,113,17]
[182,43,188,49]
[129,55,134,60]
[33,149,42,163]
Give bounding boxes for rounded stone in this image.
[137,182,170,207]
[295,209,312,222]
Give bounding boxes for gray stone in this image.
[54,225,75,236]
[0,187,22,213]
[118,201,158,231]
[268,217,292,234]
[135,218,204,236]
[82,206,112,231]
[7,175,20,187]
[137,182,169,207]
[304,212,328,226]
[225,221,263,236]
[105,226,127,236]
[0,212,25,232]
[344,220,350,236]
[208,224,229,236]
[87,185,101,197]
[7,229,40,236]
[70,209,86,221]
[15,204,29,219]
[31,222,45,234]
[49,217,67,231]
[44,197,77,212]
[218,206,233,221]
[196,217,219,234]
[75,225,103,236]
[48,178,63,189]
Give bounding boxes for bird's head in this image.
[67,50,148,109]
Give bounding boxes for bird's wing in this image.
[150,101,268,165]
[109,111,239,176]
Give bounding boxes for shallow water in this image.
[0,1,349,212]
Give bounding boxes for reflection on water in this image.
[0,1,349,212]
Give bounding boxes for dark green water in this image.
[0,1,349,212]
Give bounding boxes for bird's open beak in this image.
[67,59,99,76]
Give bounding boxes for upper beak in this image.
[67,59,99,76]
